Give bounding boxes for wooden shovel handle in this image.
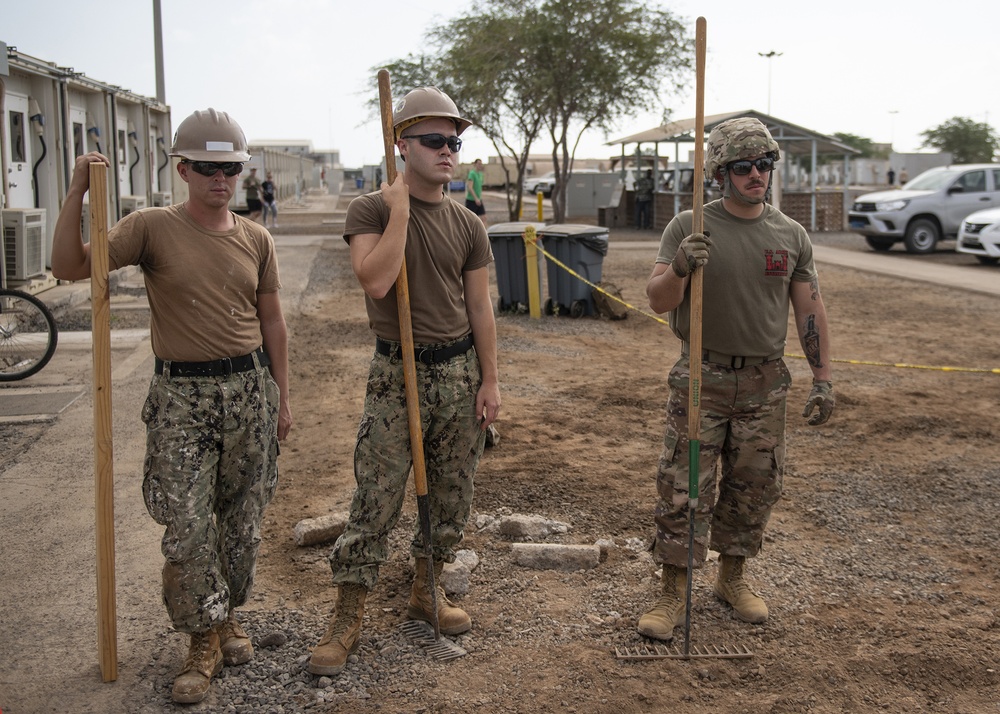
[378,70,429,499]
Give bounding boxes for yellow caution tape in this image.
[522,233,1000,376]
[525,234,670,326]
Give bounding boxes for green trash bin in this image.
[538,224,609,318]
[487,222,546,313]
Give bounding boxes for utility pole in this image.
[153,0,165,104]
[757,51,783,115]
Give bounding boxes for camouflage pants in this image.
[330,345,486,591]
[652,356,790,568]
[141,365,279,634]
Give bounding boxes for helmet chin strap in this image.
[722,171,773,204]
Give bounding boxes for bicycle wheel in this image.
[0,289,59,381]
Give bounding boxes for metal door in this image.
[4,93,33,208]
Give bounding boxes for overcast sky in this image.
[6,0,1000,168]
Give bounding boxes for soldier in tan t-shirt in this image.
[52,109,292,705]
[309,87,500,677]
[641,117,835,642]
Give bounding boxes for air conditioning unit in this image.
[2,208,48,281]
[152,191,172,207]
[121,195,147,216]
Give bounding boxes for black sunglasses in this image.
[185,161,244,177]
[402,133,463,153]
[727,157,775,176]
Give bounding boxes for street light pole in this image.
[758,50,783,115]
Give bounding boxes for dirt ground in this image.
[255,203,1000,713]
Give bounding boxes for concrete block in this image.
[511,543,601,571]
[293,512,349,547]
[440,549,479,596]
[498,514,571,539]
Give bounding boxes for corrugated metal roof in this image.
[609,109,862,156]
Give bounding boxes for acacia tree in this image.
[526,0,690,222]
[367,17,545,221]
[429,7,548,220]
[372,0,692,222]
[920,117,1000,164]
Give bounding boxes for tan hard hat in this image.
[169,108,251,161]
[393,87,472,139]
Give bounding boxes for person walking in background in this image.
[887,167,896,186]
[640,117,834,642]
[51,109,293,705]
[899,167,909,185]
[262,171,278,229]
[634,168,655,230]
[465,157,488,227]
[243,166,263,222]
[308,86,500,677]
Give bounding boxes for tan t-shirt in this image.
[343,192,493,344]
[107,204,281,361]
[656,200,816,357]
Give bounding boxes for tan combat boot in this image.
[171,629,224,704]
[714,554,769,623]
[216,611,253,666]
[308,583,367,676]
[406,558,471,635]
[637,564,687,641]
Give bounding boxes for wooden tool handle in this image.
[688,17,707,444]
[89,161,118,682]
[378,71,429,498]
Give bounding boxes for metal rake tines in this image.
[614,643,753,660]
[399,620,468,661]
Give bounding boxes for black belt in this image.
[682,343,783,369]
[375,335,474,365]
[155,347,269,377]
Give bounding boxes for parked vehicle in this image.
[522,169,600,197]
[523,172,558,197]
[956,207,1000,265]
[848,164,1000,254]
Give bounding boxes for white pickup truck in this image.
[848,164,1000,253]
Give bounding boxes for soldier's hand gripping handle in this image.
[671,231,712,278]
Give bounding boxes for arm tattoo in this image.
[803,314,823,369]
[809,277,821,301]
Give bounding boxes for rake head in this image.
[614,643,752,660]
[399,620,468,661]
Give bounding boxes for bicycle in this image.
[0,288,59,381]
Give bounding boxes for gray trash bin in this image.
[538,224,609,318]
[487,222,546,313]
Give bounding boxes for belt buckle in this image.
[731,356,746,369]
[417,347,432,364]
[222,357,233,376]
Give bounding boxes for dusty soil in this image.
[256,204,1000,713]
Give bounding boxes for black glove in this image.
[802,380,835,425]
[671,231,712,278]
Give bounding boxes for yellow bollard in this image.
[536,191,544,222]
[523,226,542,319]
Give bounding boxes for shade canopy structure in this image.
[608,110,863,231]
[609,109,861,159]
